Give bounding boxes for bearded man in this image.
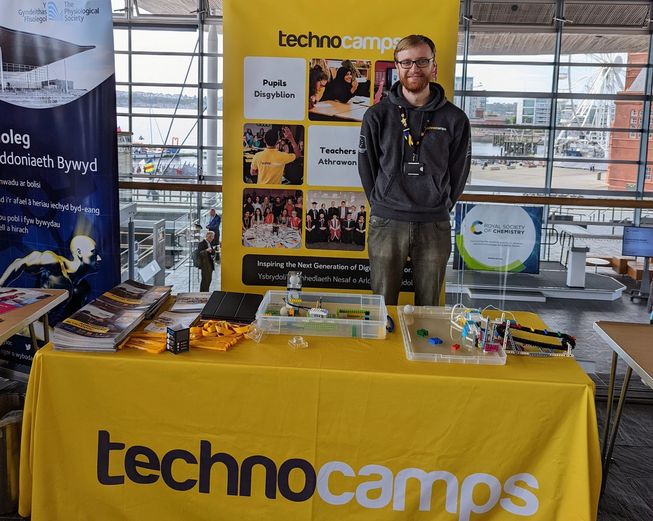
[358,34,471,306]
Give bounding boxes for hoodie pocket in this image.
[381,175,397,198]
[384,173,444,209]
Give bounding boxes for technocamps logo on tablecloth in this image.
[454,204,543,274]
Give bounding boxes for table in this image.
[0,288,68,350]
[592,321,653,495]
[19,310,601,520]
[309,100,367,122]
[586,257,611,273]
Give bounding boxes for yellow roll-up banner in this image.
[222,0,460,296]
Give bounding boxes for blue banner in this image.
[0,0,119,324]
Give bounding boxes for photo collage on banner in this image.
[223,0,461,294]
[0,0,119,356]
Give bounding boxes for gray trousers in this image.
[368,216,451,306]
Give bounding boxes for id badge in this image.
[404,161,425,176]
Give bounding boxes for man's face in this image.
[78,240,101,269]
[396,43,435,94]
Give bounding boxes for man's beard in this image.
[400,73,430,93]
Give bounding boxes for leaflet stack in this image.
[52,280,171,351]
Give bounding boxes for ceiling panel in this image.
[137,0,222,16]
[564,2,650,26]
[472,2,556,25]
[463,31,648,55]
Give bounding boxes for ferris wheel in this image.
[555,54,626,158]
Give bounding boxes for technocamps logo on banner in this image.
[96,430,540,521]
[278,30,402,54]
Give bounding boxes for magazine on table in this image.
[169,293,211,313]
[100,280,171,318]
[52,280,171,351]
[144,311,199,333]
[0,288,51,315]
[53,298,145,351]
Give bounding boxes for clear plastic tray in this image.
[255,291,387,339]
[397,306,506,365]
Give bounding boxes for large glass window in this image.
[112,0,652,292]
[458,1,652,198]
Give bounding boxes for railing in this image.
[120,230,156,277]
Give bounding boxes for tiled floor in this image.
[596,403,653,520]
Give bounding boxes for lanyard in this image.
[399,107,431,161]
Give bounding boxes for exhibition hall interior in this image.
[0,0,652,520]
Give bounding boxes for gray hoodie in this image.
[358,81,471,222]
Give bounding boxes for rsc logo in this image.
[470,220,484,235]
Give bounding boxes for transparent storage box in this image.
[398,306,507,365]
[255,291,387,339]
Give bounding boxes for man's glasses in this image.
[396,57,434,69]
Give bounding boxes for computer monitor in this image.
[621,226,653,257]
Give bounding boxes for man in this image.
[327,200,339,220]
[341,212,355,244]
[206,208,221,247]
[197,230,216,292]
[358,34,471,305]
[338,200,348,220]
[250,126,302,185]
[0,234,102,318]
[308,202,320,223]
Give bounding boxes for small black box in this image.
[166,325,190,354]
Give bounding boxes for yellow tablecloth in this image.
[19,311,600,520]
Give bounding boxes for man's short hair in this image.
[264,129,279,147]
[394,34,436,62]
